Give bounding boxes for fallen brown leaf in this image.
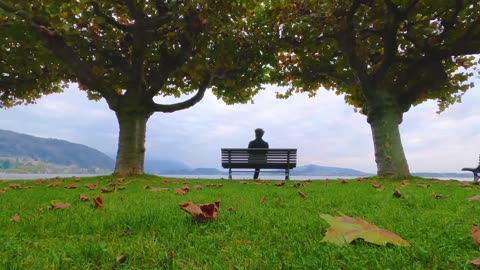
[175,188,187,195]
[193,185,203,190]
[460,182,471,187]
[79,194,90,201]
[401,180,410,187]
[74,177,82,182]
[207,183,224,188]
[473,224,480,245]
[85,184,98,190]
[298,191,307,199]
[371,181,383,189]
[116,254,127,265]
[393,189,404,199]
[93,197,104,209]
[471,258,480,268]
[432,192,447,199]
[340,180,348,184]
[64,183,78,189]
[261,196,267,203]
[10,214,20,222]
[49,202,71,210]
[469,195,480,202]
[180,185,190,192]
[48,181,62,188]
[9,184,22,189]
[36,179,46,184]
[275,181,285,187]
[179,200,221,222]
[117,186,126,190]
[227,207,236,212]
[144,185,151,190]
[116,178,125,183]
[101,187,116,193]
[416,183,430,188]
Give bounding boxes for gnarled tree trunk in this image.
[367,104,411,177]
[113,110,151,176]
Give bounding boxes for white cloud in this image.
[1,82,480,174]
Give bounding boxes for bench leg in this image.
[474,172,479,183]
[285,168,290,180]
[229,168,232,180]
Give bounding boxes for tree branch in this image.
[149,75,211,113]
[122,0,144,21]
[92,1,131,32]
[336,0,370,83]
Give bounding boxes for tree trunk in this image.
[367,106,411,177]
[113,111,151,176]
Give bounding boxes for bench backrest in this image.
[221,148,297,169]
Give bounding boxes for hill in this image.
[148,162,371,176]
[0,129,114,174]
[291,164,371,176]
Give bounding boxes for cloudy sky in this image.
[1,82,479,174]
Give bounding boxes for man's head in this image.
[255,128,264,139]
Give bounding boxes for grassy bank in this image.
[1,175,480,269]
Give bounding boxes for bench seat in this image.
[221,148,297,180]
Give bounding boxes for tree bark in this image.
[367,105,411,177]
[113,111,151,176]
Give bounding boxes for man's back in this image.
[248,138,269,149]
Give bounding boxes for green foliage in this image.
[0,0,270,109]
[266,0,480,114]
[1,176,480,269]
[0,14,67,107]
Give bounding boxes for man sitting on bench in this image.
[248,128,269,180]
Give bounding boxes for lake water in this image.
[0,173,473,182]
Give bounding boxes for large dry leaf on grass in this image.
[64,183,78,189]
[79,194,90,201]
[93,197,104,209]
[471,259,480,268]
[179,200,221,222]
[10,214,20,222]
[85,184,98,190]
[469,195,480,202]
[416,183,430,188]
[176,188,187,195]
[393,189,404,199]
[49,202,71,210]
[48,181,63,188]
[319,213,410,247]
[472,224,480,245]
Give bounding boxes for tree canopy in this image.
[0,9,66,107]
[265,0,480,176]
[0,0,272,175]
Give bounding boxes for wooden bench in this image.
[221,148,297,180]
[462,154,480,183]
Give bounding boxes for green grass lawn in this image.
[1,175,480,269]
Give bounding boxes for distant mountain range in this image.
[146,162,372,176]
[0,129,114,174]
